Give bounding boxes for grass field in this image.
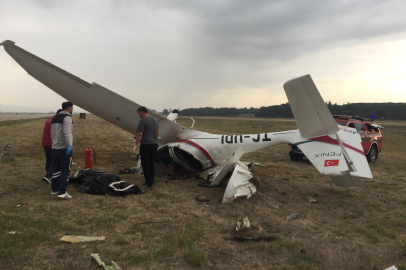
[1,115,406,270]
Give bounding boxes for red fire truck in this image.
[289,115,383,163]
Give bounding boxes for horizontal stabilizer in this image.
[1,40,184,144]
[296,126,372,187]
[284,75,339,138]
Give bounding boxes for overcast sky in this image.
[1,0,406,113]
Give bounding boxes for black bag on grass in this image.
[69,169,142,196]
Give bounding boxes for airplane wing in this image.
[1,40,185,145]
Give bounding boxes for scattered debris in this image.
[197,182,223,188]
[222,161,258,203]
[300,248,307,255]
[287,213,298,221]
[60,235,105,243]
[305,195,317,203]
[384,266,398,270]
[7,231,17,235]
[91,253,122,270]
[16,204,20,208]
[257,191,278,209]
[198,148,244,186]
[134,221,166,225]
[118,167,135,174]
[3,144,11,151]
[196,196,210,202]
[232,217,278,241]
[245,161,265,170]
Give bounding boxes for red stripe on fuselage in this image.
[172,139,216,166]
[310,136,364,155]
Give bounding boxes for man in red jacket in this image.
[42,109,62,184]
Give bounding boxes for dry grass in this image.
[1,115,406,270]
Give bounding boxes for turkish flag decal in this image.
[324,159,339,167]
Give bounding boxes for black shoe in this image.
[142,182,148,186]
[42,176,51,184]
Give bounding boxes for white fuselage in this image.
[164,129,303,170]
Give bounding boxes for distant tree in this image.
[162,109,169,115]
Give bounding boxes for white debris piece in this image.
[222,161,257,203]
[211,148,244,186]
[384,266,398,270]
[197,147,244,186]
[235,216,251,231]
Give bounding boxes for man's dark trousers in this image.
[51,149,72,195]
[140,144,158,187]
[43,145,54,178]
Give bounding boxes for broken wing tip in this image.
[1,40,15,48]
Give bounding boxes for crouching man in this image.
[51,102,74,199]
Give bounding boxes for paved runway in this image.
[0,114,54,121]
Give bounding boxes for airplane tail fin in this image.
[284,75,372,187]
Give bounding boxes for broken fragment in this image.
[91,253,122,270]
[305,196,317,203]
[233,217,277,241]
[196,196,210,202]
[222,161,257,203]
[287,213,299,221]
[197,147,244,186]
[60,235,105,243]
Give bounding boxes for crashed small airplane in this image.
[1,40,373,203]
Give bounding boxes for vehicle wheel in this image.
[289,152,298,161]
[289,152,303,161]
[296,153,304,161]
[367,145,378,163]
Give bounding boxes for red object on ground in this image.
[85,147,93,169]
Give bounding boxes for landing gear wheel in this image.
[367,145,378,163]
[289,152,304,162]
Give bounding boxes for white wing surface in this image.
[1,40,184,144]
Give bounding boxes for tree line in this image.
[174,102,406,120]
[177,107,259,117]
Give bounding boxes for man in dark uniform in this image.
[51,102,74,199]
[134,106,159,188]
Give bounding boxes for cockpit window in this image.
[365,123,379,133]
[348,123,365,133]
[335,121,346,126]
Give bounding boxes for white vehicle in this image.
[1,40,373,203]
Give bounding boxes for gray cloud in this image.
[1,0,406,111]
[165,0,406,62]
